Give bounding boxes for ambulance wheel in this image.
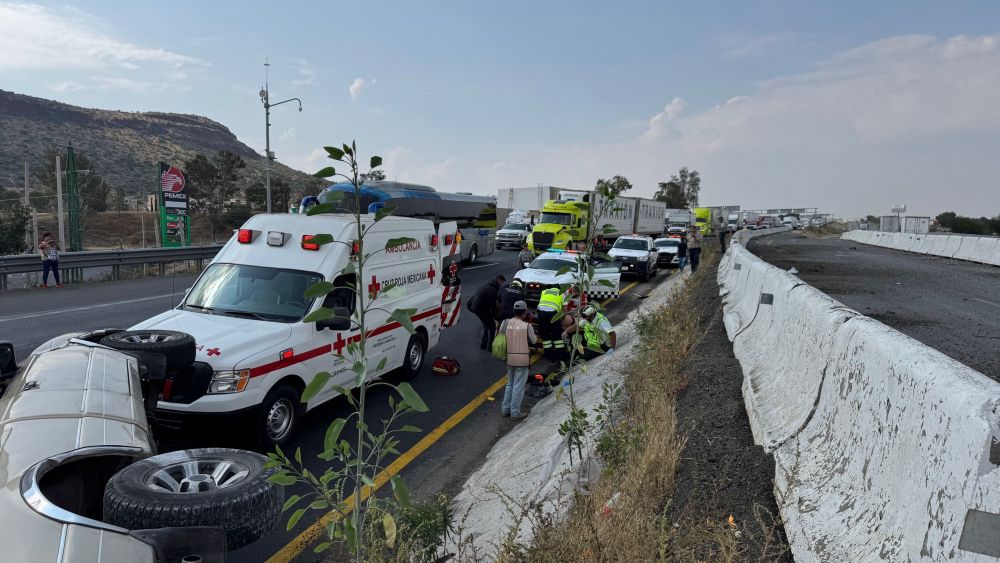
[256,385,301,448]
[402,334,426,379]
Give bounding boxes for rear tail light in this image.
[350,240,361,258]
[444,234,454,245]
[237,229,256,244]
[301,235,320,251]
[430,234,439,247]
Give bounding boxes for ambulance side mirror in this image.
[317,307,351,331]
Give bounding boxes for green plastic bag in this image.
[491,332,507,360]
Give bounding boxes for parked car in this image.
[0,331,282,562]
[514,250,621,303]
[652,237,681,268]
[495,222,533,250]
[608,235,658,281]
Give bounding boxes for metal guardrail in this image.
[0,245,223,291]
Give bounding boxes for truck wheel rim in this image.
[408,342,422,370]
[267,399,294,441]
[120,331,179,344]
[146,459,250,493]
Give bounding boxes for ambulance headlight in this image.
[209,369,251,394]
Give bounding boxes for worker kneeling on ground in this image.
[564,304,616,360]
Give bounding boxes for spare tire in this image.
[100,330,196,371]
[103,448,283,550]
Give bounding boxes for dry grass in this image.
[802,222,848,238]
[515,262,715,562]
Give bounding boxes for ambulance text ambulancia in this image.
[132,213,461,446]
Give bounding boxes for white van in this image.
[132,213,461,446]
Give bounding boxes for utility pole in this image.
[56,154,66,249]
[259,59,302,214]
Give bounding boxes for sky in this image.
[1,0,999,219]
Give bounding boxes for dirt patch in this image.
[666,253,791,562]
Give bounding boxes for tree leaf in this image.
[361,475,376,488]
[324,418,346,452]
[385,236,417,250]
[303,307,333,323]
[352,361,366,385]
[314,542,331,554]
[399,424,422,433]
[555,265,572,277]
[324,146,345,160]
[287,508,307,531]
[383,513,397,549]
[370,155,383,168]
[571,202,589,209]
[396,382,428,412]
[309,500,329,510]
[301,371,331,402]
[303,281,334,299]
[377,357,388,372]
[294,447,302,464]
[332,384,353,398]
[390,474,412,508]
[305,233,335,246]
[306,202,343,216]
[598,279,614,287]
[268,472,297,486]
[314,166,336,179]
[282,494,302,512]
[375,206,397,222]
[388,308,417,335]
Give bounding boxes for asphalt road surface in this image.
[748,232,1000,382]
[0,249,677,562]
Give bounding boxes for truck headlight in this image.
[209,369,251,394]
[637,255,649,262]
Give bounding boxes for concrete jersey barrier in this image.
[842,230,1000,266]
[721,239,1000,561]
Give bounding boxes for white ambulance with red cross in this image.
[131,212,461,447]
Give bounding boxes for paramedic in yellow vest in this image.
[564,304,616,360]
[536,287,568,359]
[499,301,537,421]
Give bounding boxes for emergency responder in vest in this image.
[536,287,568,360]
[564,304,616,360]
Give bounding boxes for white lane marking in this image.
[0,293,181,323]
[462,262,499,270]
[971,297,1000,309]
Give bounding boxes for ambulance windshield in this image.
[183,263,324,322]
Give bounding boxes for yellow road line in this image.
[269,279,645,562]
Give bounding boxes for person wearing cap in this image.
[564,304,616,360]
[499,300,537,421]
[497,278,526,320]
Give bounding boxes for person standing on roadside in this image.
[469,275,505,350]
[717,216,728,252]
[687,225,703,273]
[500,300,537,421]
[38,232,63,288]
[517,244,534,269]
[676,234,688,271]
[535,287,570,359]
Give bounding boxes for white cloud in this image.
[376,34,1000,218]
[278,128,296,141]
[349,78,367,101]
[643,96,686,139]
[292,59,315,86]
[285,148,328,175]
[0,3,204,71]
[49,81,85,93]
[720,32,799,59]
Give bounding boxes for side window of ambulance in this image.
[323,274,357,315]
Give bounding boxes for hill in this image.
[0,89,322,198]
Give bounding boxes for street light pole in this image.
[260,61,302,214]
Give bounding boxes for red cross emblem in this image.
[333,332,347,355]
[206,347,221,357]
[367,275,381,299]
[427,263,436,284]
[449,261,458,276]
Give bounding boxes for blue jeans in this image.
[502,366,529,416]
[678,256,687,271]
[42,259,60,285]
[688,248,702,272]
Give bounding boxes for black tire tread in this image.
[103,449,282,550]
[100,330,196,371]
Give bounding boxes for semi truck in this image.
[496,186,562,226]
[527,190,666,253]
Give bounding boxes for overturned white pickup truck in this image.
[0,330,282,563]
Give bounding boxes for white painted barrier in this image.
[733,266,859,451]
[772,317,1000,562]
[843,230,1000,266]
[722,239,1000,561]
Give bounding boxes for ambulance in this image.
[131,212,462,447]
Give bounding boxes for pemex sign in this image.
[160,163,189,215]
